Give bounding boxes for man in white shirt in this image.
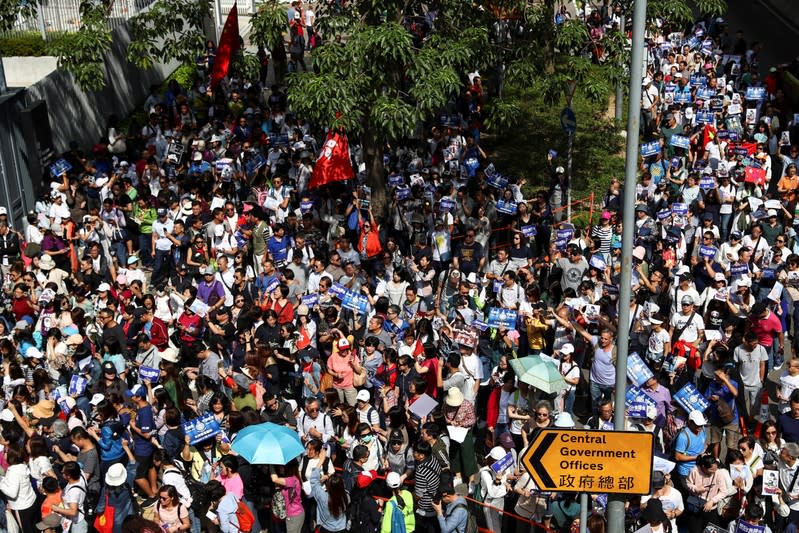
[151,208,174,288]
[669,296,705,349]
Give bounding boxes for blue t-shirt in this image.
[704,378,739,425]
[133,404,155,457]
[268,236,290,264]
[674,427,707,476]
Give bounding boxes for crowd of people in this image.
[1,2,799,533]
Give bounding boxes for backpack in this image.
[235,498,255,532]
[164,462,210,515]
[366,406,387,431]
[389,500,407,533]
[448,503,477,533]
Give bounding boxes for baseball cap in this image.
[157,208,168,217]
[356,390,370,403]
[681,296,694,305]
[97,282,111,292]
[101,361,117,374]
[90,393,105,406]
[560,343,574,355]
[127,384,146,398]
[688,410,707,426]
[714,273,726,282]
[337,338,351,351]
[386,471,402,489]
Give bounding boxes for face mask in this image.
[361,435,373,443]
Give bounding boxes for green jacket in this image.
[380,490,415,533]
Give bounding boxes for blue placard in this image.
[487,173,508,189]
[496,200,518,215]
[674,382,710,413]
[244,153,267,176]
[627,401,649,418]
[341,290,369,314]
[696,111,715,125]
[268,133,290,146]
[300,200,314,213]
[554,238,568,250]
[745,86,766,101]
[50,158,72,178]
[68,375,88,396]
[641,141,661,157]
[699,176,715,189]
[473,319,489,331]
[491,451,515,474]
[625,385,657,412]
[521,225,537,238]
[487,307,518,329]
[329,283,347,298]
[733,147,749,157]
[557,229,574,240]
[699,245,717,259]
[657,209,672,220]
[440,198,456,212]
[183,413,223,445]
[696,87,716,100]
[717,130,730,139]
[730,263,749,276]
[589,255,606,270]
[671,203,688,215]
[264,277,280,294]
[388,174,404,187]
[685,36,700,49]
[674,91,692,104]
[139,366,160,383]
[736,520,765,533]
[604,284,619,295]
[670,135,691,149]
[301,293,319,306]
[626,352,654,386]
[395,187,411,201]
[439,113,460,127]
[728,131,740,142]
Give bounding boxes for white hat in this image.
[488,446,506,461]
[632,246,646,261]
[560,343,575,355]
[161,347,179,363]
[25,347,43,359]
[646,405,658,420]
[642,77,652,85]
[649,316,664,325]
[386,471,402,489]
[738,276,752,288]
[0,207,7,215]
[768,209,778,217]
[466,273,478,285]
[555,166,565,174]
[554,412,575,428]
[445,387,464,407]
[674,265,690,276]
[688,410,707,426]
[356,390,370,403]
[714,272,726,282]
[97,282,111,292]
[0,409,15,422]
[105,463,127,486]
[193,152,202,161]
[89,393,105,406]
[39,255,56,271]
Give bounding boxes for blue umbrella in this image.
[231,422,305,465]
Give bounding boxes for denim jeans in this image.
[152,248,172,287]
[590,382,614,416]
[137,234,153,266]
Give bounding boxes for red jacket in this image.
[149,317,170,351]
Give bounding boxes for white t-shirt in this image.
[669,312,704,343]
[63,479,87,523]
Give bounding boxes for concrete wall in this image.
[2,56,58,88]
[22,22,179,154]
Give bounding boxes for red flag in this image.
[309,131,355,189]
[210,3,240,89]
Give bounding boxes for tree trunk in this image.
[542,0,556,75]
[362,128,388,219]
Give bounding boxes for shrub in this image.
[0,31,70,57]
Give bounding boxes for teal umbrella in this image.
[509,356,540,377]
[231,422,305,465]
[517,355,566,394]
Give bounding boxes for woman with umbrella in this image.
[309,447,348,533]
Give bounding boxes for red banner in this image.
[308,131,355,189]
[210,3,240,89]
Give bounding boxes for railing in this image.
[1,0,157,40]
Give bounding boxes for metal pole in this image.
[567,131,573,221]
[608,0,647,531]
[579,493,588,533]
[214,0,223,34]
[36,5,47,41]
[615,13,624,121]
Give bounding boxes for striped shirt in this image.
[414,456,442,516]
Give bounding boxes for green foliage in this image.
[0,1,38,34]
[167,63,198,89]
[232,51,261,84]
[249,0,286,49]
[127,0,210,69]
[484,99,523,132]
[0,32,69,56]
[48,0,112,92]
[483,87,625,201]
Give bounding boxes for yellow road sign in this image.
[521,429,654,495]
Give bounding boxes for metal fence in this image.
[1,0,157,40]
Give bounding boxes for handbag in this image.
[686,494,708,514]
[94,494,115,533]
[320,371,334,392]
[272,487,287,520]
[715,399,735,425]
